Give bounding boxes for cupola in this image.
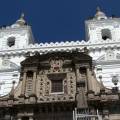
[94,7,107,20]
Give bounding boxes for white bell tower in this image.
[85,7,120,88]
[0,13,35,96]
[0,13,34,50]
[85,7,120,43]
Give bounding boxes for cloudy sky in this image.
[0,0,119,43]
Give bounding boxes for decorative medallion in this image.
[50,58,63,72]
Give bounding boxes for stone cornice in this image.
[0,68,20,73]
[0,40,120,56]
[86,18,120,25]
[0,25,31,32]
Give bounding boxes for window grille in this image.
[73,108,102,120]
[51,79,63,92]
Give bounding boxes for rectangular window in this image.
[51,80,63,93]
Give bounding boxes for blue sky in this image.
[0,0,119,43]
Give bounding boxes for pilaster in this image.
[21,72,26,96]
[86,67,93,92]
[32,71,37,95]
[75,65,81,83]
[75,64,88,108]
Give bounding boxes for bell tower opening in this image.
[101,29,112,40]
[7,37,15,47]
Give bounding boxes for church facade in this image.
[0,7,120,120]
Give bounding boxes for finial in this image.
[21,13,25,19]
[94,6,107,20]
[96,6,101,12]
[15,12,26,26]
[99,75,105,93]
[11,12,27,27]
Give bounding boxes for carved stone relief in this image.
[106,49,115,60]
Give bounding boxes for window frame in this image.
[51,79,64,94]
[47,73,66,94]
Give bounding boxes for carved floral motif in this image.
[50,58,63,73]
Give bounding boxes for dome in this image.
[11,13,26,28]
[94,7,107,20]
[16,13,26,25]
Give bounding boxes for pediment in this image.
[96,55,105,62]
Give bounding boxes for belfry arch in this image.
[101,28,112,40]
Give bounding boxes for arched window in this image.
[7,37,15,47]
[101,29,112,40]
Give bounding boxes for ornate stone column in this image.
[75,64,81,82]
[29,71,37,103]
[32,71,37,95]
[21,72,27,96]
[75,64,88,108]
[86,67,93,92]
